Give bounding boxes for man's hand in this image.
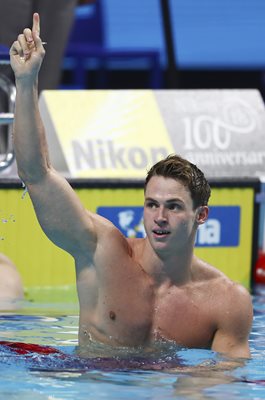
[9,13,45,82]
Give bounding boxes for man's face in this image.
[143,176,207,254]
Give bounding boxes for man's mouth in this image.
[152,229,170,236]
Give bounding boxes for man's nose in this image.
[154,207,168,224]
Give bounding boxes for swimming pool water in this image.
[0,286,265,400]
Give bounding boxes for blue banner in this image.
[196,206,240,247]
[97,205,241,247]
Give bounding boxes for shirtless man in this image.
[9,14,253,358]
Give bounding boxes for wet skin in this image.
[10,15,252,358]
[76,177,252,357]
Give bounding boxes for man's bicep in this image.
[211,285,253,359]
[211,330,251,359]
[27,169,98,256]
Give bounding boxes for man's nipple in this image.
[109,311,116,320]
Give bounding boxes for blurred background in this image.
[61,0,265,96]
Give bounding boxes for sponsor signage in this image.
[2,184,256,290]
[39,89,265,178]
[98,206,145,238]
[196,206,240,247]
[39,90,174,178]
[97,205,241,247]
[155,90,265,178]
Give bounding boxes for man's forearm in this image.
[14,80,50,184]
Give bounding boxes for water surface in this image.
[0,286,264,399]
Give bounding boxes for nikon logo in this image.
[72,139,168,170]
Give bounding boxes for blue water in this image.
[0,286,265,399]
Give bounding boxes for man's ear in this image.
[196,206,209,225]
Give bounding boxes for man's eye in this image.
[168,203,180,211]
[146,202,157,208]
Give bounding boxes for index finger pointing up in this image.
[32,12,40,36]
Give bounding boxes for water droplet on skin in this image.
[82,328,92,340]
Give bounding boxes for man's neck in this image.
[140,239,194,286]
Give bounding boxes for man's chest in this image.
[151,292,216,348]
[84,282,217,349]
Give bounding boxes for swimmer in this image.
[9,13,253,358]
[0,253,23,308]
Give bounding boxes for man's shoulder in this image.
[193,256,227,282]
[195,260,252,321]
[212,275,253,335]
[194,256,251,300]
[213,274,251,304]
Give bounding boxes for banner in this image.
[39,89,265,179]
[0,182,258,291]
[39,90,174,178]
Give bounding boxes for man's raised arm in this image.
[10,13,49,183]
[10,13,97,257]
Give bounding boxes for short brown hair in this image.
[145,154,211,209]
